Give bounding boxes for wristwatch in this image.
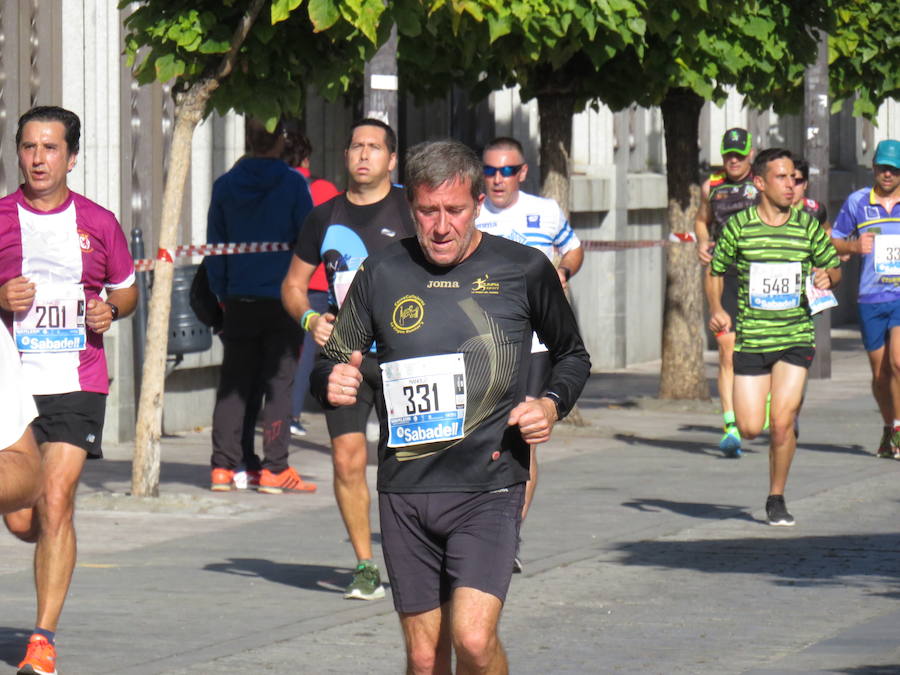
[108,302,120,321]
[543,390,563,418]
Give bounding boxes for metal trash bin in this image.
[168,264,212,355]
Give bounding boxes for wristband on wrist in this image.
[107,302,119,321]
[301,309,320,332]
[559,266,572,281]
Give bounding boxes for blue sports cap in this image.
[874,140,900,169]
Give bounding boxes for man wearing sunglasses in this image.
[696,128,760,458]
[474,136,583,573]
[831,139,900,459]
[792,157,829,233]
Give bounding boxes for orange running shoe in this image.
[258,467,317,494]
[17,634,57,675]
[210,467,234,491]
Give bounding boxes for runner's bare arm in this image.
[831,232,874,256]
[694,180,714,264]
[556,246,584,289]
[281,255,335,346]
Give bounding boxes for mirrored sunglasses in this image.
[483,164,523,177]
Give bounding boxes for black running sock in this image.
[33,628,55,645]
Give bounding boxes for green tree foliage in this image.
[121,0,394,495]
[829,0,900,118]
[120,0,392,128]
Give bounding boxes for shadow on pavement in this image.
[202,558,391,596]
[613,432,756,457]
[617,533,900,590]
[621,498,755,522]
[799,442,868,457]
[838,666,900,674]
[0,626,34,668]
[578,372,661,409]
[80,459,207,492]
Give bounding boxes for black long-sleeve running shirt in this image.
[311,233,591,493]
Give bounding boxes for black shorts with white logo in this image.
[733,346,816,376]
[379,482,525,614]
[31,391,107,458]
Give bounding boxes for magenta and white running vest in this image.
[0,188,135,395]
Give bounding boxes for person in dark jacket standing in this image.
[206,118,316,494]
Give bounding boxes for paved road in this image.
[1,328,898,674]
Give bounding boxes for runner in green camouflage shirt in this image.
[709,148,841,527]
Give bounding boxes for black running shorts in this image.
[379,483,525,614]
[31,391,107,458]
[733,346,816,376]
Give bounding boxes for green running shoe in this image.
[344,561,386,601]
[876,427,893,458]
[719,425,742,458]
[890,427,900,461]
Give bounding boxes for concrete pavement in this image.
[1,327,898,674]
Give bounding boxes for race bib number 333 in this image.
[873,234,900,277]
[13,283,86,352]
[381,353,466,448]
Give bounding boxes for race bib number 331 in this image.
[381,353,466,448]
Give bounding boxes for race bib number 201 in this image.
[14,283,86,352]
[381,353,466,448]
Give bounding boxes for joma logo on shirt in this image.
[426,280,459,288]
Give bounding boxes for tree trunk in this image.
[658,88,710,400]
[537,92,586,425]
[132,0,265,496]
[537,92,574,215]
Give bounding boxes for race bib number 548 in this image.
[749,262,801,310]
[381,353,466,448]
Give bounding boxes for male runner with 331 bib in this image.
[282,119,416,601]
[0,106,137,675]
[312,139,590,674]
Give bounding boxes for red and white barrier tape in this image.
[581,231,696,252]
[134,242,292,271]
[134,234,697,270]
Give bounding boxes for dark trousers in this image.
[211,298,301,472]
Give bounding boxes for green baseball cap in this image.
[721,128,752,156]
[874,140,900,169]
